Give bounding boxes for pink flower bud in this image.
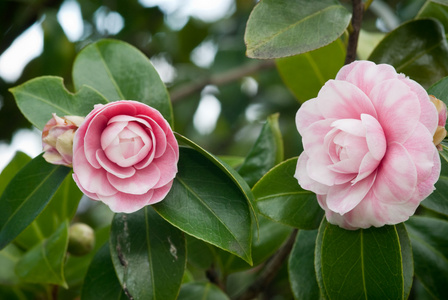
[429,95,447,149]
[42,114,84,167]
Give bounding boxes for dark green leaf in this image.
[9,76,108,130]
[252,157,324,229]
[185,235,215,269]
[178,282,230,300]
[81,242,126,300]
[72,39,173,125]
[276,39,346,103]
[417,1,448,32]
[238,113,284,188]
[15,221,69,287]
[396,223,414,300]
[0,244,22,285]
[0,151,31,196]
[0,155,71,250]
[406,216,448,299]
[15,172,82,250]
[315,218,329,300]
[289,229,320,300]
[244,0,351,59]
[110,207,186,300]
[319,223,404,300]
[428,77,448,131]
[369,19,448,88]
[154,146,253,264]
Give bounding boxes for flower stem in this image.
[345,0,364,65]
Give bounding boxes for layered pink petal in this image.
[101,190,155,213]
[96,149,136,179]
[152,144,179,188]
[107,163,161,195]
[294,153,330,195]
[149,180,175,205]
[361,114,386,160]
[295,99,324,135]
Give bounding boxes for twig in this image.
[169,60,276,103]
[234,229,298,300]
[345,0,364,65]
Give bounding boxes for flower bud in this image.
[429,95,447,149]
[42,114,84,167]
[67,223,95,256]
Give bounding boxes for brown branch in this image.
[233,229,298,300]
[344,0,364,65]
[169,60,276,103]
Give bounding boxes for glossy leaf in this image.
[81,242,126,300]
[177,283,230,300]
[405,216,448,299]
[318,222,406,300]
[9,76,108,130]
[396,223,414,300]
[72,39,173,125]
[185,235,215,270]
[0,151,31,196]
[0,155,71,250]
[289,229,320,300]
[238,113,284,188]
[244,0,351,59]
[15,221,69,287]
[15,172,82,250]
[276,39,346,103]
[417,1,448,32]
[314,219,330,300]
[369,19,448,88]
[252,157,324,229]
[110,207,186,300]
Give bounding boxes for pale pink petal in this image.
[295,99,324,135]
[326,172,376,214]
[149,181,174,205]
[96,149,136,179]
[138,115,167,158]
[152,144,178,188]
[369,78,420,144]
[306,155,338,186]
[317,80,377,120]
[361,114,386,160]
[302,119,334,155]
[133,129,157,170]
[294,153,330,195]
[166,131,179,161]
[72,173,100,200]
[101,190,155,213]
[373,142,418,204]
[331,119,365,137]
[134,105,171,133]
[100,121,128,149]
[84,114,108,169]
[107,163,161,195]
[108,115,150,127]
[414,148,440,201]
[352,152,380,184]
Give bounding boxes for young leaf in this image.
[72,39,173,126]
[276,39,346,103]
[238,113,284,188]
[9,76,108,130]
[81,242,127,300]
[369,19,448,88]
[405,216,448,299]
[110,207,186,300]
[0,155,71,250]
[252,157,324,229]
[0,151,31,196]
[15,220,69,288]
[153,146,253,264]
[244,0,351,59]
[178,283,230,300]
[318,222,405,300]
[289,230,320,300]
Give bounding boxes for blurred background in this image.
[0,0,429,172]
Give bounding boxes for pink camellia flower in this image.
[295,60,441,230]
[429,95,447,149]
[72,100,179,213]
[42,114,84,167]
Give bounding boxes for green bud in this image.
[67,223,95,256]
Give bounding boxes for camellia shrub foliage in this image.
[2,0,448,299]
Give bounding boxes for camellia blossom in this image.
[42,114,84,167]
[72,100,179,213]
[429,95,447,149]
[295,60,442,229]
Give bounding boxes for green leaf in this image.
[110,207,186,300]
[276,39,346,103]
[315,219,330,300]
[406,216,448,299]
[0,155,71,250]
[244,0,351,59]
[396,223,414,300]
[9,76,108,130]
[0,244,22,285]
[81,242,126,300]
[15,220,69,287]
[0,151,31,196]
[72,39,173,126]
[177,283,230,300]
[416,1,448,32]
[15,171,82,250]
[319,222,405,300]
[289,229,320,300]
[153,146,253,264]
[238,113,284,188]
[252,157,324,229]
[369,19,448,88]
[428,76,448,131]
[185,235,215,270]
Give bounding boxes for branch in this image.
[233,229,298,300]
[169,60,276,103]
[344,0,364,65]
